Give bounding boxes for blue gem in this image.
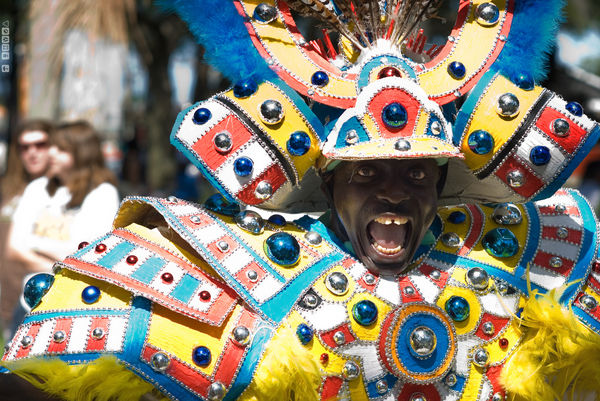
[23,273,55,309]
[296,323,314,345]
[286,131,311,156]
[81,286,101,304]
[233,79,258,98]
[193,108,211,125]
[192,346,211,367]
[268,214,286,226]
[264,232,300,266]
[448,211,466,224]
[233,157,253,177]
[513,73,534,90]
[204,194,240,216]
[311,71,329,87]
[530,146,551,166]
[352,300,378,326]
[448,61,466,79]
[445,296,470,322]
[566,101,583,117]
[482,228,519,258]
[382,103,408,129]
[467,130,494,155]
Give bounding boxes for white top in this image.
[10,177,120,260]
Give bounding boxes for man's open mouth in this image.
[366,214,411,257]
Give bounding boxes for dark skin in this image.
[329,159,440,276]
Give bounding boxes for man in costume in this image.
[3,1,600,400]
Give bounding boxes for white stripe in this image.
[176,101,231,147]
[515,128,566,180]
[545,96,596,131]
[66,317,92,353]
[409,274,440,303]
[169,204,202,217]
[527,265,566,290]
[250,275,283,303]
[479,293,519,317]
[342,344,385,381]
[149,261,186,295]
[455,336,480,376]
[541,214,583,228]
[375,277,401,305]
[187,283,221,312]
[5,324,29,361]
[193,224,226,245]
[112,247,154,276]
[348,262,368,281]
[298,301,347,331]
[216,139,274,194]
[79,235,123,264]
[221,247,253,275]
[539,239,580,260]
[30,320,55,356]
[535,193,576,208]
[105,317,128,352]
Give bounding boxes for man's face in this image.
[331,159,440,275]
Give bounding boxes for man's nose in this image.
[375,179,410,204]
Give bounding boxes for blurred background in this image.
[0,0,598,201]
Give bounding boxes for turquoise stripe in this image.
[122,297,151,362]
[130,257,165,284]
[170,274,200,304]
[97,242,136,269]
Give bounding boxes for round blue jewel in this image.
[268,214,286,226]
[264,232,300,266]
[566,101,583,117]
[296,323,314,345]
[513,72,534,90]
[530,146,551,166]
[233,157,253,177]
[382,103,408,129]
[233,78,258,98]
[448,61,466,79]
[445,296,470,322]
[468,130,494,155]
[192,346,211,367]
[23,273,55,309]
[482,228,519,258]
[352,300,378,326]
[81,286,101,304]
[204,194,240,216]
[311,71,329,87]
[193,108,211,125]
[286,131,311,156]
[448,211,466,224]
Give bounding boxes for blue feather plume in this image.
[493,0,565,83]
[159,0,276,84]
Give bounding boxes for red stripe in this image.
[320,376,344,400]
[539,205,580,216]
[47,318,73,354]
[87,317,110,352]
[398,383,440,401]
[494,155,544,198]
[377,312,396,374]
[400,277,423,303]
[458,205,484,256]
[576,293,600,321]
[207,236,239,261]
[237,164,287,205]
[533,251,574,276]
[367,88,420,139]
[535,107,587,154]
[486,365,507,399]
[474,313,510,341]
[15,324,41,359]
[541,226,582,244]
[319,324,356,349]
[588,274,600,293]
[235,261,266,291]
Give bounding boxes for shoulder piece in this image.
[114,196,349,324]
[428,188,598,306]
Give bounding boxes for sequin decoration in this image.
[233,78,258,98]
[352,300,378,326]
[466,267,489,290]
[468,130,494,154]
[395,139,411,151]
[445,296,470,322]
[296,323,314,345]
[193,108,211,125]
[264,232,300,266]
[213,131,233,153]
[342,361,360,380]
[232,326,251,346]
[378,67,402,79]
[448,61,466,79]
[472,348,489,367]
[204,194,240,216]
[409,326,437,357]
[268,214,286,226]
[23,273,55,309]
[382,102,408,129]
[476,2,500,25]
[506,170,525,188]
[207,382,226,401]
[566,101,583,117]
[259,99,284,125]
[492,203,522,225]
[530,146,551,166]
[552,118,570,137]
[151,352,170,372]
[448,211,466,224]
[482,228,519,258]
[235,210,265,234]
[311,71,329,87]
[496,93,520,118]
[286,131,311,156]
[192,346,212,367]
[81,285,101,304]
[326,272,349,295]
[513,72,534,90]
[233,157,253,177]
[254,181,273,200]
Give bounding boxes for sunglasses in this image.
[19,141,49,152]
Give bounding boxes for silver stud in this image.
[217,241,229,252]
[207,382,226,401]
[254,181,273,200]
[304,231,322,246]
[506,170,525,188]
[266,58,274,65]
[253,3,278,24]
[259,99,284,125]
[298,38,307,46]
[345,130,359,145]
[326,272,349,296]
[92,327,105,340]
[303,293,319,308]
[445,373,457,387]
[430,270,441,280]
[492,203,522,225]
[410,393,427,401]
[441,232,461,247]
[167,196,178,203]
[549,256,563,268]
[53,331,66,343]
[363,273,376,285]
[213,131,233,153]
[482,321,495,335]
[495,280,511,295]
[232,326,251,346]
[21,336,33,348]
[430,121,442,136]
[333,331,346,345]
[234,210,265,234]
[307,89,315,95]
[556,227,569,239]
[395,139,411,151]
[448,36,455,42]
[375,379,387,394]
[342,361,360,380]
[551,118,570,137]
[380,57,389,64]
[472,348,489,367]
[580,295,598,310]
[246,270,258,282]
[476,2,500,26]
[555,204,566,213]
[403,286,415,296]
[190,215,202,224]
[496,93,520,118]
[151,352,170,372]
[492,393,504,401]
[466,267,489,290]
[409,326,437,357]
[499,35,507,41]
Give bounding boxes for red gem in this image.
[199,291,211,301]
[161,272,173,283]
[126,255,138,265]
[593,261,600,273]
[78,241,89,250]
[320,353,329,365]
[95,243,107,253]
[378,67,402,79]
[499,338,509,348]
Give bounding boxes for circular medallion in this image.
[233,157,253,177]
[551,118,570,137]
[213,131,233,153]
[192,346,212,367]
[326,271,349,295]
[81,286,101,304]
[530,146,551,166]
[254,180,273,200]
[496,93,520,118]
[259,99,284,125]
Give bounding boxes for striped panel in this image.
[514,127,567,180]
[176,101,231,148]
[216,139,275,195]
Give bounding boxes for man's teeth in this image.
[373,243,403,255]
[374,216,408,225]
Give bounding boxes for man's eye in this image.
[409,169,426,180]
[356,166,377,177]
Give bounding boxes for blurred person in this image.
[579,160,600,212]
